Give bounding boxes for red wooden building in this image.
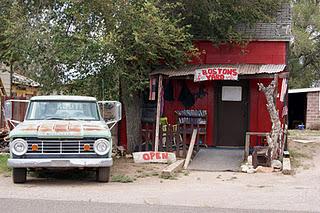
[120,4,292,152]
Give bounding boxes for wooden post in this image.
[9,62,13,98]
[184,129,197,169]
[244,133,250,161]
[154,75,163,152]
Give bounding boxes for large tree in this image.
[290,0,320,88]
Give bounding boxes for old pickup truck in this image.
[5,96,121,183]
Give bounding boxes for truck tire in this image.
[96,167,110,182]
[13,168,27,184]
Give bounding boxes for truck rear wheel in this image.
[96,167,110,182]
[13,168,27,184]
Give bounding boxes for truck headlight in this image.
[93,139,110,156]
[10,139,28,156]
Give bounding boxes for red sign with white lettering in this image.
[194,67,239,82]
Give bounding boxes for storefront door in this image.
[215,80,249,147]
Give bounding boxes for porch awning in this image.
[150,64,286,78]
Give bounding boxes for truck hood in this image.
[9,120,111,139]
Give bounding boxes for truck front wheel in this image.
[96,167,110,182]
[13,168,27,184]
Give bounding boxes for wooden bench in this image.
[244,132,270,161]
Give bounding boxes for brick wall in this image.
[306,92,320,129]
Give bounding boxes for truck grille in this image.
[26,139,96,154]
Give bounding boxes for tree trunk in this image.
[258,78,282,160]
[120,80,142,153]
[10,62,13,97]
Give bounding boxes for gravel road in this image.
[0,198,308,213]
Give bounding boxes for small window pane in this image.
[222,86,242,101]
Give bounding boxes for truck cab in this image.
[6,95,121,183]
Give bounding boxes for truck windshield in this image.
[26,101,101,121]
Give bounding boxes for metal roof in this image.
[236,3,292,41]
[30,95,97,101]
[289,88,320,94]
[13,73,40,87]
[0,64,40,87]
[151,64,286,77]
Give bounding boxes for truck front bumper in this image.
[8,158,113,168]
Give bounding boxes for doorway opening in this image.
[288,92,307,129]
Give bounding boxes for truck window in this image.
[26,101,101,121]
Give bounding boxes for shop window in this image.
[222,86,242,101]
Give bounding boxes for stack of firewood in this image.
[0,129,9,153]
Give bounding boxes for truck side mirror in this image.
[4,101,12,121]
[98,101,122,129]
[4,99,30,127]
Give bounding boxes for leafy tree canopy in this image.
[290,0,320,88]
[0,0,285,97]
[176,0,285,42]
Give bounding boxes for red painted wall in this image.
[163,79,215,146]
[248,78,285,147]
[191,41,287,65]
[162,78,285,147]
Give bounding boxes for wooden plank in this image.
[184,129,197,169]
[182,123,187,157]
[163,125,169,152]
[161,159,185,178]
[133,151,176,164]
[168,125,173,152]
[246,132,270,136]
[282,157,292,175]
[244,133,250,161]
[196,123,200,151]
[175,126,181,157]
[154,75,163,152]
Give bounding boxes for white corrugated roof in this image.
[0,64,40,91]
[13,73,40,87]
[151,64,286,77]
[30,95,97,101]
[289,88,320,94]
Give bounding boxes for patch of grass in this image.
[134,170,159,178]
[0,154,11,176]
[151,172,159,176]
[159,173,178,180]
[182,170,190,176]
[288,130,320,138]
[289,141,315,170]
[302,165,311,170]
[111,174,134,183]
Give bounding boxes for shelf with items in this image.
[175,110,207,152]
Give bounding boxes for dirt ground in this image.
[287,130,320,172]
[0,130,320,211]
[111,157,169,182]
[23,157,170,183]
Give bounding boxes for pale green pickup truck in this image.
[5,96,121,183]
